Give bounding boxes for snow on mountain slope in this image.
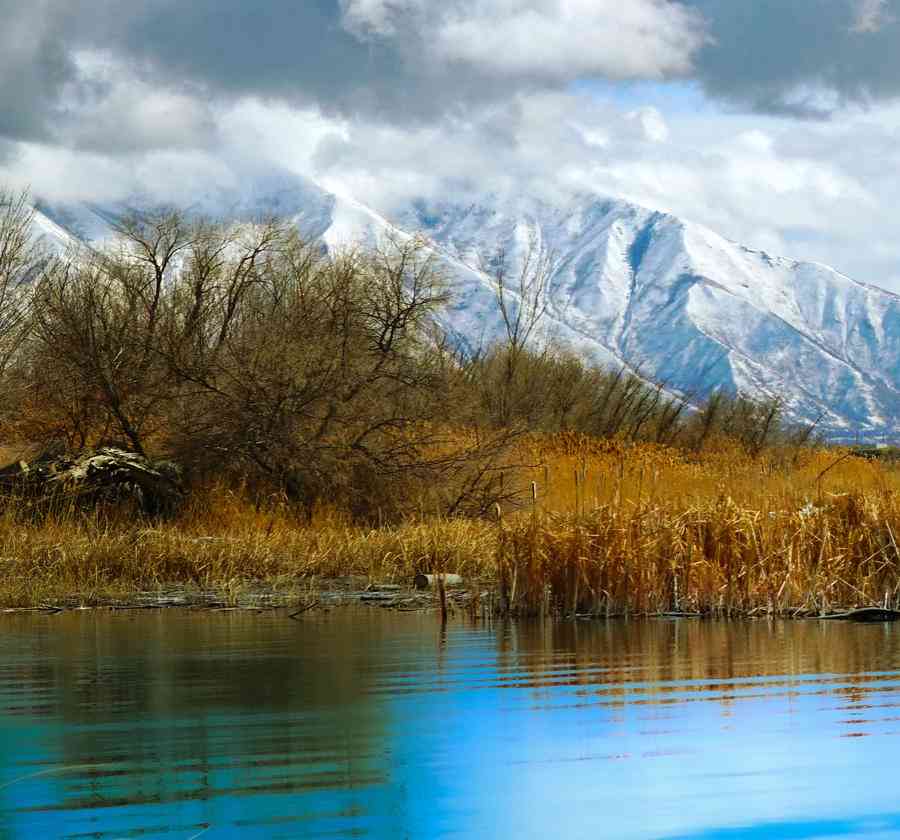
[29,205,89,252]
[396,194,900,435]
[26,175,900,437]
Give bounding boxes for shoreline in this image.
[2,578,898,623]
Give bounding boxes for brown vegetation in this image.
[2,439,899,616]
[0,188,897,615]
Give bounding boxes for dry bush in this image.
[11,210,519,521]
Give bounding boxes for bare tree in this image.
[157,227,512,517]
[692,388,725,452]
[0,190,41,377]
[30,257,166,455]
[484,227,556,353]
[480,227,559,426]
[110,210,195,328]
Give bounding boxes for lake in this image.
[2,610,900,838]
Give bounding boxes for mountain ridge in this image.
[26,175,900,439]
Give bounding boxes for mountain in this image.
[28,175,900,439]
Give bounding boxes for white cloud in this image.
[57,51,217,154]
[340,0,421,37]
[0,145,134,203]
[342,0,706,81]
[437,0,704,79]
[626,107,671,143]
[851,0,894,33]
[0,143,236,205]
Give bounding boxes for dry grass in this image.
[3,435,900,615]
[492,435,900,616]
[0,487,497,608]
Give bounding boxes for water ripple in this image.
[1,613,900,838]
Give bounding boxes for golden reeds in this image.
[3,436,900,615]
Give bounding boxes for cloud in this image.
[686,0,900,116]
[0,0,75,141]
[3,0,900,153]
[626,107,671,143]
[58,51,218,154]
[107,0,709,125]
[340,0,415,37]
[345,0,705,80]
[851,0,894,32]
[5,0,900,295]
[0,0,706,151]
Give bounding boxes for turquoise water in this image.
[3,611,900,838]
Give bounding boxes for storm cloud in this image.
[0,0,708,151]
[1,0,899,151]
[0,0,689,148]
[0,0,74,141]
[687,0,900,116]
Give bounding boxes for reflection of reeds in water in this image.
[3,435,900,614]
[402,616,900,727]
[487,618,900,716]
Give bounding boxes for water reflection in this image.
[2,613,900,838]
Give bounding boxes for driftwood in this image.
[818,607,900,622]
[359,592,399,603]
[288,601,320,620]
[0,447,183,517]
[414,573,463,590]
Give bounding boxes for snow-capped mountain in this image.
[28,174,900,438]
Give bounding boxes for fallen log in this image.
[818,607,900,622]
[288,601,320,620]
[414,573,463,590]
[359,592,399,603]
[0,447,183,517]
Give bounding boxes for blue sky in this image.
[575,80,717,115]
